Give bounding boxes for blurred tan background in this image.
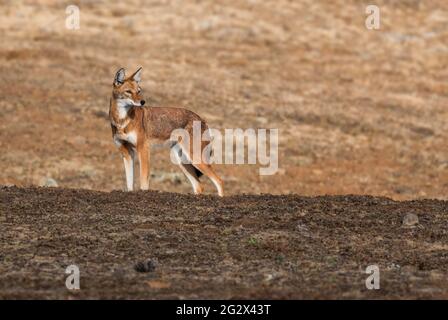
[0,0,446,199]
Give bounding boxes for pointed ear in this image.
[114,68,126,86]
[130,67,142,83]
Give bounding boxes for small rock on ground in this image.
[134,258,158,273]
[403,213,419,227]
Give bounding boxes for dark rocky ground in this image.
[1,186,447,299]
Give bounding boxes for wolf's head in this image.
[112,67,145,107]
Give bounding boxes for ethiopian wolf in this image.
[109,67,223,196]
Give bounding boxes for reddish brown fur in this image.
[109,68,223,196]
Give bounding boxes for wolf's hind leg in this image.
[179,162,203,195]
[172,143,203,194]
[193,163,223,197]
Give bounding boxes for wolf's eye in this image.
[137,88,142,94]
[125,90,132,95]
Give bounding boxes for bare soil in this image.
[1,186,447,299]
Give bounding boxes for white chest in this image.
[114,130,138,147]
[116,99,133,119]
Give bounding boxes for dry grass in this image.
[0,0,447,199]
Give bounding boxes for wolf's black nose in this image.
[140,100,145,106]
